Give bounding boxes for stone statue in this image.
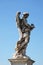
[15,12,35,57]
[9,12,35,65]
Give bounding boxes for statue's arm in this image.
[23,20,31,28]
[23,20,35,30]
[16,12,21,27]
[16,12,21,22]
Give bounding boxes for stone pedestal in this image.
[8,56,35,65]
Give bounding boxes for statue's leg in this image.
[25,35,30,44]
[23,33,30,44]
[18,28,23,40]
[22,33,30,52]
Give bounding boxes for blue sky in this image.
[0,0,43,65]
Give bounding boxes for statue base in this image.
[8,55,35,65]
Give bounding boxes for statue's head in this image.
[23,12,29,18]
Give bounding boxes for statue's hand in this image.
[31,24,35,27]
[17,12,21,15]
[30,24,35,30]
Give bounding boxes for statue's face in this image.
[24,15,28,19]
[23,14,29,19]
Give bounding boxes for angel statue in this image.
[15,12,35,57]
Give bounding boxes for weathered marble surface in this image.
[9,56,35,65]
